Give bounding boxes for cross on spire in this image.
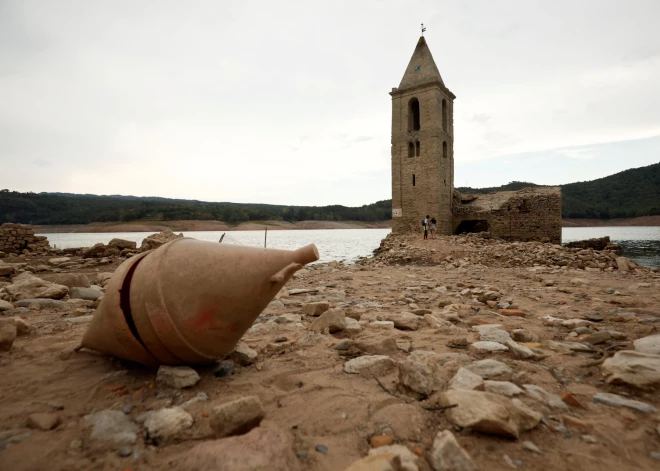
[421,23,427,35]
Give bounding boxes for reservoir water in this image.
[38,226,660,268]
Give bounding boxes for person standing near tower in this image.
[430,217,437,239]
[422,215,429,240]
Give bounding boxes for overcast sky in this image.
[1,0,659,206]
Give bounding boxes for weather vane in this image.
[421,23,426,35]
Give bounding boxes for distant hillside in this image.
[0,190,391,225]
[1,163,658,224]
[456,162,660,219]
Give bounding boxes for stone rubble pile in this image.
[367,232,655,273]
[0,223,50,256]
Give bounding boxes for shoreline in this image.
[26,215,660,233]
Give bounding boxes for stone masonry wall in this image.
[0,223,50,255]
[453,188,562,244]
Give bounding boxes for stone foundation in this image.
[0,223,50,254]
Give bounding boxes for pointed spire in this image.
[398,36,445,91]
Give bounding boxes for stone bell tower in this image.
[390,36,455,234]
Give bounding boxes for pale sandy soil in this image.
[30,220,393,234]
[0,235,659,470]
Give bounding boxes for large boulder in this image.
[309,308,346,333]
[634,335,660,355]
[108,238,137,250]
[601,350,660,388]
[435,389,542,439]
[176,426,300,471]
[140,229,183,252]
[3,272,68,301]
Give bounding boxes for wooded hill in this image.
[1,162,658,225]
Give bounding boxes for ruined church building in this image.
[390,36,562,244]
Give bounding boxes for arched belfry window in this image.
[408,98,420,131]
[443,141,448,159]
[442,99,448,131]
[408,142,415,157]
[415,141,420,157]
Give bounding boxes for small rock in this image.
[156,365,200,389]
[634,334,660,355]
[229,342,258,366]
[315,444,329,455]
[144,406,193,441]
[466,359,512,380]
[333,339,353,351]
[344,355,396,377]
[593,392,656,413]
[51,273,91,288]
[214,360,236,378]
[583,331,611,345]
[310,308,346,333]
[370,435,395,448]
[383,312,420,331]
[504,340,537,359]
[209,396,265,438]
[430,430,477,471]
[499,309,526,318]
[84,410,138,444]
[0,319,17,352]
[69,286,103,301]
[354,337,399,356]
[522,441,541,453]
[275,313,302,324]
[523,384,568,409]
[345,317,362,333]
[470,341,509,353]
[27,413,60,431]
[484,380,524,397]
[582,434,598,444]
[601,351,660,388]
[0,300,14,312]
[344,453,403,471]
[117,446,133,457]
[369,445,419,471]
[302,301,330,316]
[478,327,511,343]
[449,367,484,391]
[178,426,298,470]
[398,351,447,397]
[123,404,135,415]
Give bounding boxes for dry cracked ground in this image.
[1,232,660,471]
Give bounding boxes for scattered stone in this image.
[593,392,656,413]
[14,298,68,311]
[369,321,395,330]
[449,367,484,391]
[447,338,468,349]
[27,413,60,431]
[276,313,302,324]
[0,299,14,311]
[522,441,541,453]
[601,351,660,388]
[370,435,395,448]
[369,445,419,471]
[398,351,447,397]
[0,319,17,352]
[344,355,396,376]
[108,238,137,250]
[470,341,509,353]
[478,327,511,343]
[315,444,329,455]
[430,430,477,471]
[615,256,630,271]
[229,342,258,366]
[333,339,352,350]
[504,340,537,359]
[178,426,298,470]
[484,381,524,397]
[84,410,138,444]
[345,453,403,471]
[302,301,330,316]
[465,359,512,381]
[51,273,91,288]
[0,260,16,276]
[209,396,265,438]
[562,415,591,431]
[583,331,611,345]
[345,317,362,333]
[69,286,103,301]
[310,308,346,333]
[383,312,420,330]
[634,334,660,355]
[140,229,183,252]
[354,337,399,356]
[436,389,542,439]
[214,360,236,378]
[499,309,526,318]
[180,392,209,409]
[523,384,568,409]
[144,406,193,441]
[3,273,68,301]
[156,365,201,389]
[117,446,133,457]
[47,257,71,266]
